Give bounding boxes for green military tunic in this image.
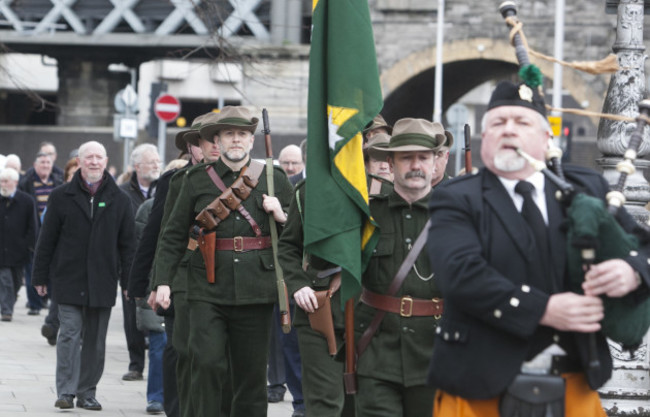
[156,158,292,304]
[155,158,292,417]
[278,179,356,417]
[151,162,198,417]
[152,162,195,293]
[354,189,439,417]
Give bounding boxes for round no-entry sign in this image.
[154,94,181,123]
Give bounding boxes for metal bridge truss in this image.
[0,0,271,40]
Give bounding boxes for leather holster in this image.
[307,289,337,356]
[197,228,216,284]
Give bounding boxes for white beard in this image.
[85,172,103,183]
[0,188,12,197]
[494,151,526,173]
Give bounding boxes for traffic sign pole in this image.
[158,119,166,165]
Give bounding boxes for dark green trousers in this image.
[188,301,273,417]
[171,294,194,417]
[356,375,435,417]
[297,325,356,417]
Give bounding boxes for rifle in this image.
[262,108,292,334]
[463,124,472,175]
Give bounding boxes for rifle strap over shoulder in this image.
[356,219,432,357]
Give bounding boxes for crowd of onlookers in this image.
[0,139,310,416]
[0,142,168,413]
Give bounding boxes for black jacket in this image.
[128,168,175,298]
[0,189,39,267]
[32,170,135,307]
[426,166,650,399]
[18,169,63,200]
[120,172,156,215]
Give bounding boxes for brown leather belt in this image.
[360,288,443,318]
[216,236,271,251]
[188,236,271,252]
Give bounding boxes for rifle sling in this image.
[356,219,432,358]
[204,161,265,237]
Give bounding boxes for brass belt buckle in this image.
[233,236,244,252]
[432,298,442,320]
[400,296,413,317]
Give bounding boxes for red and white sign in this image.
[154,94,181,123]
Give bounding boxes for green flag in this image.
[304,0,383,303]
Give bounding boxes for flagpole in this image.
[433,0,445,123]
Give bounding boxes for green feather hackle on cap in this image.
[519,64,543,89]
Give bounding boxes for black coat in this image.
[127,168,174,298]
[18,169,63,200]
[0,189,39,267]
[32,170,136,307]
[120,172,156,215]
[426,166,650,399]
[21,166,64,188]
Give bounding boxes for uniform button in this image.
[405,238,412,244]
[443,332,449,340]
[402,326,409,333]
[630,250,638,256]
[360,323,365,328]
[454,332,460,340]
[494,309,502,318]
[436,327,442,334]
[80,292,85,296]
[235,215,241,220]
[521,285,530,293]
[234,258,240,263]
[405,214,412,219]
[510,297,520,307]
[553,334,560,343]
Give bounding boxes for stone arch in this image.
[380,38,606,127]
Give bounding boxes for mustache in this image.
[405,170,426,179]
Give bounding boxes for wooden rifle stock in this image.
[463,124,472,175]
[343,298,357,394]
[262,108,292,333]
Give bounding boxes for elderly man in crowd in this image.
[120,143,162,382]
[0,168,38,321]
[33,141,134,411]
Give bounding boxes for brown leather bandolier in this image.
[190,161,266,283]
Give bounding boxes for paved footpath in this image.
[0,288,294,417]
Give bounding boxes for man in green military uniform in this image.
[432,132,453,188]
[149,111,220,417]
[278,178,359,417]
[354,118,450,417]
[154,106,292,417]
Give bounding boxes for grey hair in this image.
[130,143,158,166]
[0,167,19,182]
[5,154,21,168]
